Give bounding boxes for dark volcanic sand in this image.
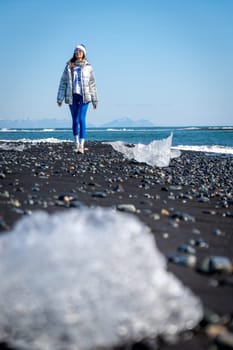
[0,141,232,350]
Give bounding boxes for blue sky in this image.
[0,0,232,126]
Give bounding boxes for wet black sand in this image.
[0,141,232,350]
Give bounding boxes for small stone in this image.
[178,244,196,255]
[161,208,169,216]
[195,238,209,248]
[117,204,137,213]
[11,199,21,207]
[203,309,222,325]
[59,194,75,203]
[91,191,107,198]
[192,228,201,235]
[0,173,6,179]
[216,331,233,348]
[169,220,179,228]
[69,200,85,208]
[0,191,10,199]
[208,278,219,287]
[203,210,217,215]
[197,196,210,203]
[213,228,225,236]
[150,213,160,221]
[171,211,196,222]
[209,256,233,274]
[32,183,40,192]
[169,185,183,190]
[11,207,25,215]
[113,184,124,192]
[198,256,233,274]
[168,254,197,268]
[206,324,226,338]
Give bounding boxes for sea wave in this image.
[106,128,135,132]
[173,144,233,155]
[0,128,70,132]
[0,137,71,145]
[178,126,233,131]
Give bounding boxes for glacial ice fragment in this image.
[108,133,181,167]
[0,208,202,350]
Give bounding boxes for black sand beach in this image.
[0,141,232,350]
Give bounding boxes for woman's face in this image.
[75,49,84,60]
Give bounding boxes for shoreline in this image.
[0,141,232,350]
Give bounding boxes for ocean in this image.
[0,126,233,155]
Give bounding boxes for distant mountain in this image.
[0,117,154,129]
[100,117,154,128]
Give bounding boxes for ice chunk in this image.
[0,208,202,350]
[108,133,181,167]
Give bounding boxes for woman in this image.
[57,44,98,153]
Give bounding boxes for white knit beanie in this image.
[75,44,86,57]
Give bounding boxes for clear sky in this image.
[0,0,232,126]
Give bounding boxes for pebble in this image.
[11,207,25,215]
[91,191,107,198]
[203,308,223,325]
[178,244,196,255]
[206,324,227,338]
[150,213,160,221]
[197,195,210,203]
[170,211,196,222]
[192,228,201,235]
[203,209,217,215]
[161,208,170,216]
[194,238,209,248]
[58,194,75,203]
[11,199,21,207]
[0,190,10,199]
[113,184,125,192]
[116,204,137,213]
[169,220,179,228]
[169,185,183,191]
[216,331,233,349]
[168,254,197,268]
[213,228,225,236]
[69,200,85,209]
[198,256,233,274]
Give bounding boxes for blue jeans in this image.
[69,94,89,139]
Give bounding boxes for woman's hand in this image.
[57,102,62,107]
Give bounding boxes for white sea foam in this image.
[0,138,70,148]
[106,128,135,132]
[0,208,202,350]
[0,143,27,151]
[173,144,233,155]
[107,133,181,167]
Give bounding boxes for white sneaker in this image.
[78,146,84,154]
[74,143,79,152]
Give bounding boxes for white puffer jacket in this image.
[57,59,98,107]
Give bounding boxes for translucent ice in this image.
[0,208,202,350]
[108,133,181,167]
